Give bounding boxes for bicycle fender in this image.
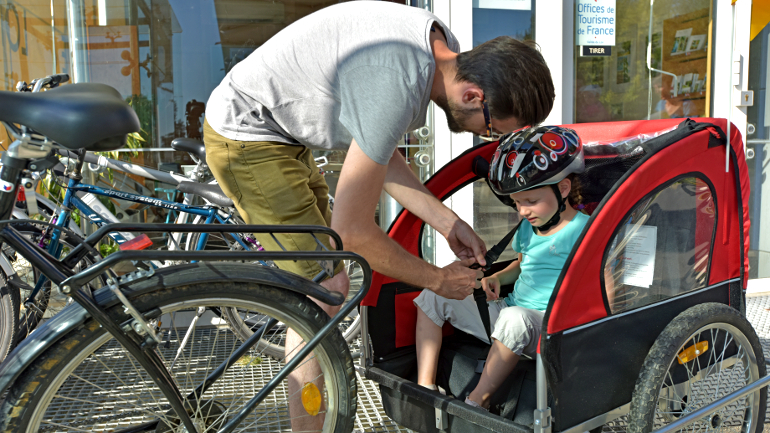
[0,302,90,393]
[0,251,14,277]
[0,262,344,393]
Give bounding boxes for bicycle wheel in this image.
[186,211,361,356]
[220,266,362,360]
[0,267,356,432]
[628,303,766,433]
[0,271,20,361]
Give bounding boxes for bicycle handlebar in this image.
[17,73,70,92]
[56,149,189,186]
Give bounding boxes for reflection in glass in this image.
[604,178,715,314]
[0,0,344,225]
[574,0,712,124]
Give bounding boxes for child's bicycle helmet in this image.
[488,126,584,231]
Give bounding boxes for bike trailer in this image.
[358,118,765,433]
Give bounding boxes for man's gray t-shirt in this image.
[205,1,460,165]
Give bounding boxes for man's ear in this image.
[461,84,484,105]
[558,178,572,199]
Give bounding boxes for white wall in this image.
[711,0,753,140]
[536,0,574,125]
[431,0,476,267]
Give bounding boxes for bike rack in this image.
[46,222,372,433]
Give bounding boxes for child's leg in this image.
[414,290,501,388]
[468,340,519,407]
[416,307,443,386]
[467,306,544,409]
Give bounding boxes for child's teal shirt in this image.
[504,212,590,311]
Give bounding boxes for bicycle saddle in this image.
[178,181,234,207]
[0,83,140,152]
[171,138,206,164]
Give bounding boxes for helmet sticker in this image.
[505,150,527,180]
[540,132,568,155]
[533,150,549,171]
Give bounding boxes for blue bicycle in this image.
[8,146,268,348]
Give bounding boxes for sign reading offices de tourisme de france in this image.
[577,0,616,56]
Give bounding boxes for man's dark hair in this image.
[455,37,555,127]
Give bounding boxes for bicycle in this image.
[0,81,370,432]
[10,139,363,360]
[7,76,362,358]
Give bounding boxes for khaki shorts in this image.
[414,289,543,358]
[203,119,344,279]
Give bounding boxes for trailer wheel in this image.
[628,303,766,433]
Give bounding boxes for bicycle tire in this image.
[628,303,766,433]
[0,265,356,432]
[0,271,20,361]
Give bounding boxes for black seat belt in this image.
[471,219,523,344]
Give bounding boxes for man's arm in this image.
[382,148,487,265]
[333,139,482,299]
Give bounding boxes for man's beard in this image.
[434,95,480,133]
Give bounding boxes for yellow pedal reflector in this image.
[677,341,709,364]
[301,382,322,416]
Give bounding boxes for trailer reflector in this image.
[677,341,709,364]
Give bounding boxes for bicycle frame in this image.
[22,173,252,307]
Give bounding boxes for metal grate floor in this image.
[15,295,770,432]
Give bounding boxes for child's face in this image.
[509,186,560,227]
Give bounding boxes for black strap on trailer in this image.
[471,220,523,344]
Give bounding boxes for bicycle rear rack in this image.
[1,221,370,433]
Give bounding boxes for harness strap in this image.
[472,219,523,343]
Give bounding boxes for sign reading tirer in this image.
[582,46,612,56]
[576,0,616,47]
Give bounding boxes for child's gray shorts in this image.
[414,289,544,358]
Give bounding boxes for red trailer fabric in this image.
[361,118,749,349]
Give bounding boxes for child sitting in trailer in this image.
[413,126,589,410]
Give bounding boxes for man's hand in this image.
[433,258,484,300]
[481,275,500,301]
[446,220,487,267]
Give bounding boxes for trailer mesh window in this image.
[603,176,715,314]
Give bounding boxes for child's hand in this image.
[481,276,500,301]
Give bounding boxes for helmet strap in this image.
[535,184,567,233]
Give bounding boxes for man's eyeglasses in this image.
[480,98,504,142]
